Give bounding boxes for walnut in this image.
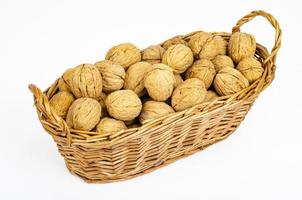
[97,92,108,117]
[124,62,153,96]
[142,45,165,63]
[204,90,219,102]
[144,64,175,101]
[212,55,234,72]
[105,43,141,69]
[139,101,175,124]
[174,73,184,88]
[66,98,102,131]
[171,78,207,111]
[105,90,142,121]
[185,59,216,89]
[188,32,212,56]
[237,57,263,83]
[58,68,74,92]
[228,32,256,63]
[162,36,187,49]
[69,64,102,98]
[162,44,194,73]
[96,117,127,135]
[49,91,75,118]
[213,67,249,96]
[199,36,227,60]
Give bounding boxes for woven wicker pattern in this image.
[29,10,281,183]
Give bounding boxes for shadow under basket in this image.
[29,10,281,183]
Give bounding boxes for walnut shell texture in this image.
[66,98,102,131]
[172,78,206,111]
[97,92,108,117]
[96,117,127,135]
[142,45,165,63]
[188,32,212,56]
[237,57,263,83]
[204,90,219,102]
[105,90,142,121]
[139,101,175,124]
[199,35,227,60]
[174,73,184,88]
[58,68,74,92]
[162,36,187,49]
[212,55,234,72]
[49,91,75,118]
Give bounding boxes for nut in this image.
[58,68,74,92]
[199,36,227,60]
[204,90,219,102]
[124,61,153,96]
[66,98,102,131]
[162,44,194,73]
[188,32,212,56]
[237,57,263,83]
[144,64,175,101]
[142,45,165,63]
[174,73,184,88]
[105,43,141,69]
[228,32,256,63]
[185,59,216,89]
[162,36,187,49]
[139,101,175,124]
[95,60,125,93]
[70,64,102,98]
[49,91,75,118]
[96,117,127,135]
[105,90,142,121]
[212,55,234,72]
[171,78,207,111]
[97,92,108,117]
[213,67,250,96]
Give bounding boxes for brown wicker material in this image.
[29,10,281,183]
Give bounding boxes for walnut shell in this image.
[66,98,102,131]
[69,64,102,98]
[97,92,107,117]
[188,32,212,56]
[142,45,165,63]
[174,73,184,88]
[105,43,141,69]
[185,59,216,89]
[124,62,153,96]
[237,57,263,83]
[139,101,175,124]
[204,90,219,102]
[212,55,234,72]
[213,67,249,96]
[96,117,127,135]
[105,90,142,121]
[144,64,175,101]
[199,36,227,60]
[49,91,75,118]
[95,60,125,93]
[162,36,187,49]
[162,44,194,73]
[228,32,256,63]
[171,78,206,111]
[58,68,74,92]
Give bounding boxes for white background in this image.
[1,0,301,199]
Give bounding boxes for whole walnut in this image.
[70,64,102,98]
[212,55,234,72]
[162,36,187,49]
[49,91,75,118]
[174,74,184,88]
[66,98,102,131]
[124,62,153,97]
[144,64,176,101]
[171,78,207,111]
[95,60,125,93]
[139,101,175,124]
[162,44,194,73]
[237,57,263,83]
[105,43,141,69]
[213,67,249,96]
[96,117,127,135]
[58,68,74,92]
[142,45,165,63]
[105,90,142,121]
[228,32,256,63]
[199,36,227,60]
[185,59,216,89]
[188,32,212,56]
[97,92,108,117]
[204,90,219,102]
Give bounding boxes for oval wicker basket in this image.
[29,10,281,183]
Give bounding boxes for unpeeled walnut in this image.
[162,44,194,73]
[213,67,249,96]
[171,78,207,111]
[185,59,216,89]
[139,101,175,124]
[199,36,227,60]
[188,32,212,56]
[237,57,263,83]
[105,90,142,121]
[144,64,175,101]
[105,43,141,69]
[228,32,256,63]
[142,45,165,63]
[96,117,127,135]
[124,62,153,96]
[174,74,184,88]
[49,91,75,118]
[162,36,187,49]
[58,68,74,92]
[69,64,102,98]
[204,90,219,102]
[212,55,234,72]
[66,98,102,131]
[95,60,125,93]
[97,92,107,117]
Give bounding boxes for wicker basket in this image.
[29,10,281,183]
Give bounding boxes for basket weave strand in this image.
[29,10,281,183]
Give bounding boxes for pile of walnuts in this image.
[50,31,264,135]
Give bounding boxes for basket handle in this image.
[28,84,72,146]
[232,10,281,64]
